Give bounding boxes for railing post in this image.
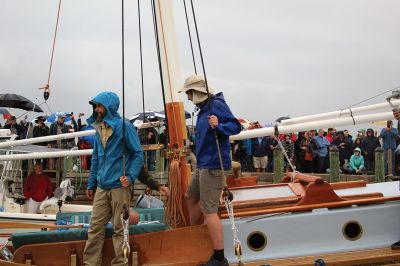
[273,147,284,183]
[329,146,340,183]
[387,149,393,177]
[155,150,164,173]
[375,147,384,182]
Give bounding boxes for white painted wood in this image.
[223,198,400,262]
[0,130,96,149]
[154,0,182,104]
[336,181,400,197]
[230,111,394,141]
[281,99,400,125]
[231,186,295,202]
[0,149,93,161]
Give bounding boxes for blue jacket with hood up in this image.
[195,92,241,170]
[86,91,144,190]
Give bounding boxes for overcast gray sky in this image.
[1,0,399,134]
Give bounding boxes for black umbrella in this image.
[129,110,165,123]
[0,94,43,112]
[158,110,191,119]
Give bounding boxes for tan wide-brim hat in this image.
[179,74,214,94]
[232,161,241,172]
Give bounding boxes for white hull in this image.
[224,201,400,262]
[223,181,400,263]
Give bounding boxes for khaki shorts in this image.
[253,156,268,169]
[186,169,225,214]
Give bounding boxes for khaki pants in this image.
[83,187,131,266]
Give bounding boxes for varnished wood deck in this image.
[240,247,400,266]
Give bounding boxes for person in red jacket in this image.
[24,162,54,213]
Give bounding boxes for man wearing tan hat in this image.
[180,75,241,266]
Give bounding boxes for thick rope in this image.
[41,0,62,101]
[225,199,243,265]
[164,159,186,228]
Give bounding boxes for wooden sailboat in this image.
[1,1,400,265]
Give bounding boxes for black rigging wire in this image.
[151,0,169,144]
[183,0,197,74]
[121,0,127,174]
[342,86,400,110]
[189,0,210,98]
[138,0,146,123]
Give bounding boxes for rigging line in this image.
[189,0,210,98]
[121,0,127,175]
[150,0,170,145]
[44,0,62,95]
[44,101,53,114]
[138,0,146,123]
[152,0,179,144]
[183,0,197,74]
[150,0,169,144]
[342,86,400,110]
[349,108,356,125]
[150,1,167,113]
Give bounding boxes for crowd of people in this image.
[0,112,94,169]
[232,121,400,176]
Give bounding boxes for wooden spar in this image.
[0,130,95,149]
[281,98,400,125]
[230,111,395,141]
[154,0,190,223]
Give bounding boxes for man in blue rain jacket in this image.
[83,91,143,266]
[180,75,241,266]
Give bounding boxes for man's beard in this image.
[96,112,105,122]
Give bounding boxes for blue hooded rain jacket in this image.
[87,91,143,190]
[196,92,241,170]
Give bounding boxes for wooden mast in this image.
[153,0,190,223]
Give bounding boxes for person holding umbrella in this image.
[3,115,22,138]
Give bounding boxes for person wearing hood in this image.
[180,75,241,266]
[83,91,144,265]
[347,147,365,174]
[361,128,381,174]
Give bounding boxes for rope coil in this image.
[164,159,187,228]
